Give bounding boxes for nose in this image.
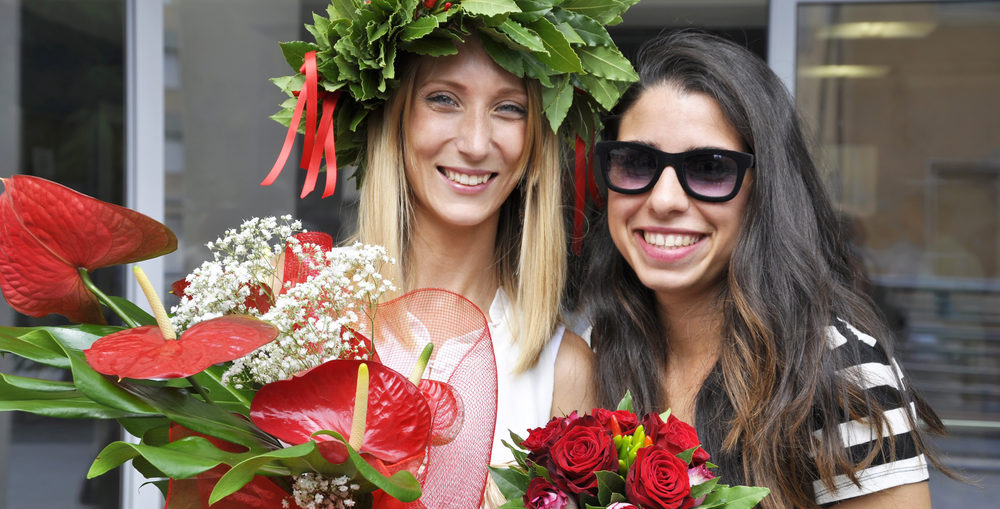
[646,166,691,216]
[455,109,491,161]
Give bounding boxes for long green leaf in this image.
[0,397,138,419]
[119,381,278,450]
[560,0,627,25]
[314,431,421,502]
[488,466,528,499]
[58,341,158,415]
[209,442,323,504]
[0,329,69,368]
[541,76,574,133]
[576,70,622,111]
[0,373,75,392]
[105,296,156,326]
[88,436,244,479]
[699,485,770,508]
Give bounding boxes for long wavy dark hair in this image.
[581,30,948,508]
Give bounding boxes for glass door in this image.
[769,0,1000,504]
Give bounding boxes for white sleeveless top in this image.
[487,289,565,465]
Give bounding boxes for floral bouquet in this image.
[0,175,497,508]
[490,394,769,509]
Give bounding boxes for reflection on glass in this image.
[795,2,1000,429]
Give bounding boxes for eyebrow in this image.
[419,78,526,99]
[621,139,736,153]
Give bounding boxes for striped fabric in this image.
[812,320,929,505]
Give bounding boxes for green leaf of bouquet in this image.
[279,41,320,72]
[58,340,158,416]
[88,436,241,479]
[690,476,721,500]
[560,0,628,25]
[118,416,172,445]
[497,19,546,53]
[119,381,278,450]
[616,390,634,412]
[595,470,626,504]
[188,364,253,413]
[0,397,137,418]
[578,45,638,81]
[526,17,583,73]
[698,484,771,509]
[462,0,521,17]
[0,372,75,393]
[0,329,69,368]
[209,442,320,505]
[541,75,573,133]
[677,446,698,465]
[40,324,123,351]
[489,465,529,499]
[313,430,422,502]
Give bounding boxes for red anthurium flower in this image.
[84,315,278,379]
[250,359,432,473]
[418,379,463,445]
[0,175,176,324]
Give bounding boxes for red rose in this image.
[626,446,693,509]
[641,413,710,466]
[548,416,618,495]
[522,412,575,457]
[523,477,570,509]
[592,408,640,435]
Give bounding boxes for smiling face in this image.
[607,82,751,304]
[403,38,530,231]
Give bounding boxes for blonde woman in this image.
[266,0,640,469]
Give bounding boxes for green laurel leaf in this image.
[498,19,546,53]
[578,45,638,81]
[561,0,628,25]
[526,17,583,73]
[462,0,521,17]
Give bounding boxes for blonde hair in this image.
[355,56,566,373]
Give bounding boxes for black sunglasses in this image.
[595,141,753,202]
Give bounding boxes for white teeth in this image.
[643,232,700,248]
[444,169,491,186]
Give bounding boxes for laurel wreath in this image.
[271,0,640,175]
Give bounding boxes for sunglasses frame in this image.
[596,141,754,202]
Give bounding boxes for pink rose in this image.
[607,504,639,509]
[688,464,716,505]
[523,477,570,509]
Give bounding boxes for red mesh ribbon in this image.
[572,136,601,254]
[164,424,297,509]
[358,289,498,509]
[262,50,340,198]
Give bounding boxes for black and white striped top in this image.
[812,319,929,505]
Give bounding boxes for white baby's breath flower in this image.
[169,216,394,388]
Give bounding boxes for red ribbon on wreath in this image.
[262,50,340,199]
[572,136,603,254]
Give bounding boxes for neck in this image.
[406,208,501,313]
[655,288,724,364]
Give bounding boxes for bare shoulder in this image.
[550,330,597,417]
[831,482,931,509]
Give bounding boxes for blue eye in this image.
[427,94,457,106]
[498,103,526,116]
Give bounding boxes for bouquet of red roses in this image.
[490,394,769,509]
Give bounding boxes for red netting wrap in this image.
[358,288,498,508]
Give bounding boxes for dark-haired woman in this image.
[581,30,947,508]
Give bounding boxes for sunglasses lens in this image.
[606,146,658,191]
[683,153,741,198]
